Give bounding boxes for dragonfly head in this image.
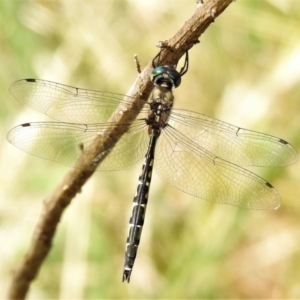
[151,66,181,89]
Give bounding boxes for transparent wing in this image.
[155,125,281,210]
[9,79,147,124]
[169,109,298,167]
[7,120,149,171]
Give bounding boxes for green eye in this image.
[151,66,181,88]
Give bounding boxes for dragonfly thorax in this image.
[146,86,174,134]
[151,84,174,104]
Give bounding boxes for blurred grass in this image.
[1,0,300,298]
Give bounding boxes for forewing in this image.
[154,125,281,210]
[169,109,298,167]
[9,79,142,124]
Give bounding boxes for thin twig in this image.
[134,54,142,74]
[8,0,234,298]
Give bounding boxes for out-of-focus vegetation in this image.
[1,0,300,298]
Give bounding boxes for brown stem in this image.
[8,0,234,298]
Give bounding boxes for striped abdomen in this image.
[122,134,158,282]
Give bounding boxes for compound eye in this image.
[166,68,181,87]
[151,66,182,88]
[151,66,167,79]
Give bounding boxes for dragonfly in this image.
[7,54,298,282]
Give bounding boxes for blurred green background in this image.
[1,0,300,298]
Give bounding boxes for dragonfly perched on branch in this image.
[7,53,298,282]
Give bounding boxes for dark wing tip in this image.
[25,78,37,83]
[21,122,31,127]
[278,138,298,165]
[9,78,37,97]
